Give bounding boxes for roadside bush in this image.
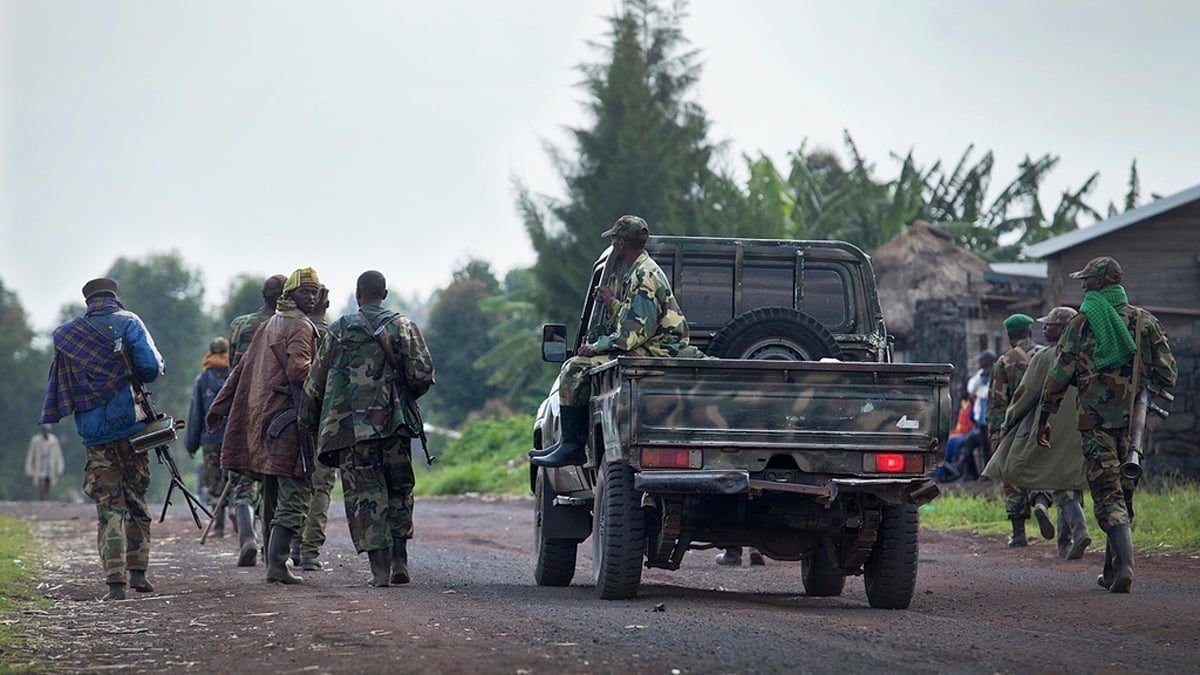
[414,414,533,496]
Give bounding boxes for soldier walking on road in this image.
[986,314,1053,547]
[301,270,435,587]
[224,273,287,567]
[209,268,322,585]
[984,308,1091,558]
[296,285,337,571]
[1038,257,1176,593]
[40,278,167,600]
[185,337,230,537]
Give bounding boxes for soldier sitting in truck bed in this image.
[530,215,689,468]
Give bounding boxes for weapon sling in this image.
[359,311,435,466]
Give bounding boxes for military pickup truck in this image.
[531,236,952,609]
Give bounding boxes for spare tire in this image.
[707,307,843,361]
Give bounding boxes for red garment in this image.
[950,398,975,438]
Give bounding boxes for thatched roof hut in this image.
[871,220,990,344]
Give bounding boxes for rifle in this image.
[268,339,316,483]
[120,350,212,529]
[1121,385,1174,481]
[362,312,435,466]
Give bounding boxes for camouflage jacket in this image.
[228,310,271,369]
[300,304,435,453]
[593,251,689,357]
[987,337,1041,437]
[1041,303,1177,430]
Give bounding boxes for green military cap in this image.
[601,215,650,239]
[1068,256,1122,284]
[1037,306,1078,324]
[1003,313,1034,333]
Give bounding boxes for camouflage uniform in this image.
[988,335,1045,520]
[84,439,152,584]
[301,303,435,553]
[299,298,336,566]
[1041,296,1176,531]
[560,249,689,406]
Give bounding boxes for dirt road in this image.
[4,496,1198,674]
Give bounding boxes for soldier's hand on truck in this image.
[593,286,613,305]
[577,343,598,357]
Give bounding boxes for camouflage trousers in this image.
[560,346,658,406]
[260,475,313,534]
[1051,489,1085,508]
[228,471,259,508]
[83,438,152,584]
[339,436,414,553]
[1082,427,1135,531]
[299,462,337,558]
[200,444,224,507]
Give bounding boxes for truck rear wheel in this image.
[801,548,846,597]
[863,504,919,609]
[592,461,644,600]
[534,468,578,587]
[707,307,843,361]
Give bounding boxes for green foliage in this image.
[0,278,52,500]
[473,268,559,414]
[0,515,48,670]
[218,274,267,331]
[921,482,1200,554]
[414,415,534,496]
[519,0,749,324]
[422,260,506,428]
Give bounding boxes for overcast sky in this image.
[3,0,1197,333]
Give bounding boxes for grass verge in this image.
[0,515,48,671]
[921,479,1200,554]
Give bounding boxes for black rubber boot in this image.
[391,538,410,585]
[236,505,258,567]
[1108,523,1134,593]
[1056,509,1071,558]
[266,525,303,585]
[212,505,226,538]
[1007,518,1027,547]
[1063,500,1092,560]
[1097,539,1114,589]
[530,406,589,468]
[749,549,766,566]
[105,582,126,601]
[715,547,743,566]
[368,549,392,587]
[300,557,323,571]
[1032,495,1055,540]
[128,570,154,593]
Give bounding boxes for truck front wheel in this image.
[534,468,578,587]
[863,504,919,609]
[592,461,644,600]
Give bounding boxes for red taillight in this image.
[871,453,923,473]
[641,448,695,469]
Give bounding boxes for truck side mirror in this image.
[541,324,569,363]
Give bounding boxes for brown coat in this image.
[209,308,318,479]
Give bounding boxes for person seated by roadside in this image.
[931,383,976,482]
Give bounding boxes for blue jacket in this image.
[186,366,228,452]
[69,307,165,446]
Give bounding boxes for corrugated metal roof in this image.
[989,262,1047,278]
[1022,182,1200,258]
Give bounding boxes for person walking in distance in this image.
[301,271,435,587]
[186,337,230,538]
[40,278,166,600]
[1038,257,1176,593]
[209,268,323,585]
[26,424,65,501]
